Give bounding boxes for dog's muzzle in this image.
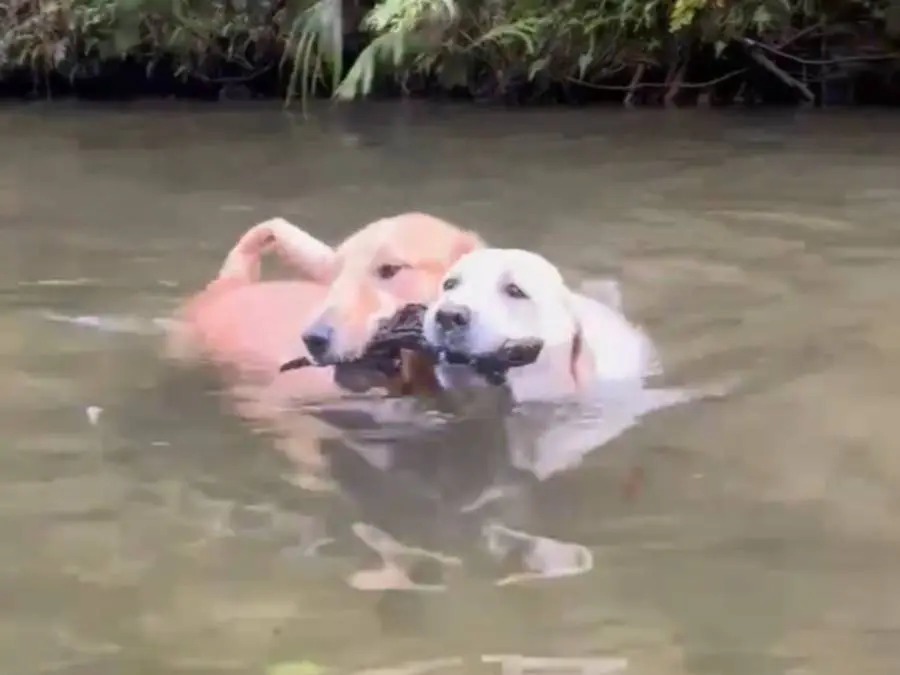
[434,303,471,331]
[302,320,335,364]
[432,302,472,351]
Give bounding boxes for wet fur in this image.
[423,248,659,403]
[167,214,481,476]
[168,214,482,403]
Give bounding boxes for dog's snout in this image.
[435,303,471,331]
[302,322,334,361]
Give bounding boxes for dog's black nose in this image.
[302,322,334,361]
[435,303,471,331]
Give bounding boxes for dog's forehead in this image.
[338,215,463,268]
[453,249,564,284]
[335,218,393,258]
[332,221,401,273]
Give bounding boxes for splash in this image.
[41,311,175,335]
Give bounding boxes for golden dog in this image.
[167,213,482,479]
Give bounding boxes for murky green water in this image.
[2,102,900,675]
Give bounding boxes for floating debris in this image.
[85,406,103,426]
[481,655,628,674]
[267,660,326,675]
[353,657,463,674]
[20,278,101,287]
[348,522,461,592]
[42,311,174,335]
[484,523,594,586]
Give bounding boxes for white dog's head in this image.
[423,248,596,397]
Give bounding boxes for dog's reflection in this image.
[304,386,596,596]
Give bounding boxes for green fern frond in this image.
[283,0,344,111]
[333,30,414,100]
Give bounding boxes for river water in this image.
[1,102,899,675]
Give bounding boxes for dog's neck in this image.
[504,346,583,403]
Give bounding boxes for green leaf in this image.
[751,5,772,28]
[529,55,550,80]
[472,22,538,55]
[115,0,144,11]
[267,661,326,675]
[113,24,142,54]
[166,26,193,52]
[576,53,592,78]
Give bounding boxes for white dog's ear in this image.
[564,290,596,388]
[569,322,596,389]
[556,290,595,389]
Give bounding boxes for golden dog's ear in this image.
[569,323,597,389]
[448,229,484,264]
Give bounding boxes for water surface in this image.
[2,102,900,675]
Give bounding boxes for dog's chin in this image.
[425,324,473,355]
[311,340,366,367]
[333,362,388,393]
[433,332,514,361]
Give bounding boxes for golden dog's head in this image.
[302,212,483,365]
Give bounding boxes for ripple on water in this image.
[1,109,900,675]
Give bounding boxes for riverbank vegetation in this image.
[1,0,898,106]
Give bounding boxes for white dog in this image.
[422,248,660,403]
[417,247,718,481]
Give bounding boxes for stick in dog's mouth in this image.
[279,356,313,372]
[278,303,544,386]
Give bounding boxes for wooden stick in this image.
[623,64,645,107]
[664,62,686,107]
[747,46,815,103]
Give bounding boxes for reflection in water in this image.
[481,654,628,675]
[309,386,601,591]
[350,657,463,674]
[321,373,702,594]
[504,382,725,481]
[349,522,461,592]
[41,310,174,334]
[486,523,593,587]
[3,106,900,674]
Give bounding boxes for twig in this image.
[746,45,815,103]
[775,22,824,50]
[623,63,644,107]
[192,62,276,84]
[743,37,900,65]
[663,61,685,107]
[566,67,746,92]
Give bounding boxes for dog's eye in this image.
[504,283,528,299]
[376,264,405,280]
[442,277,459,291]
